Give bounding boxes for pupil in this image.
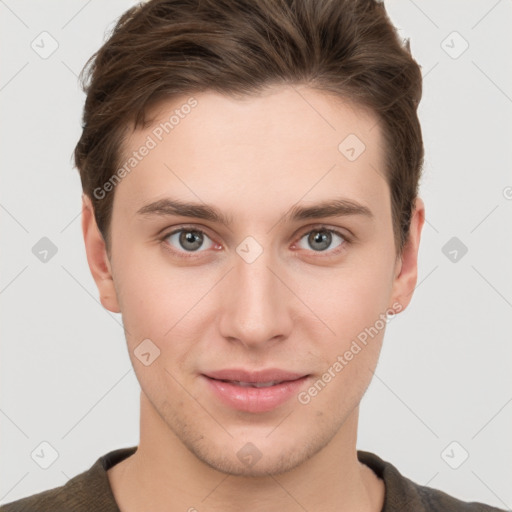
[180,230,203,251]
[309,230,331,251]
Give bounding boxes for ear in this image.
[389,197,425,313]
[81,194,121,313]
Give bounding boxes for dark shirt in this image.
[0,446,505,511]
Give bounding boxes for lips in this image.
[202,368,310,413]
[203,368,307,384]
[226,380,282,388]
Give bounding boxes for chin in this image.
[190,443,308,477]
[178,424,334,478]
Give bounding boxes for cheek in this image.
[293,253,393,404]
[113,249,215,374]
[298,326,385,416]
[114,247,195,334]
[115,256,199,401]
[301,256,394,341]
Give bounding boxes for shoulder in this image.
[0,447,137,512]
[408,477,506,512]
[0,479,94,512]
[0,462,108,512]
[357,450,506,512]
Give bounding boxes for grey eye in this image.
[297,229,345,252]
[166,229,214,252]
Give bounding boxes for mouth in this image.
[216,379,291,388]
[201,369,311,413]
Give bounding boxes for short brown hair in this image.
[74,0,424,256]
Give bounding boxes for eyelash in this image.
[160,224,351,260]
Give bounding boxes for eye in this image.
[295,227,347,253]
[163,227,215,254]
[160,224,349,259]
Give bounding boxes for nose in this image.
[217,245,294,350]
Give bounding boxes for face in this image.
[83,85,423,477]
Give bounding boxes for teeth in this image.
[230,380,281,388]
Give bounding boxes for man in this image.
[0,0,505,511]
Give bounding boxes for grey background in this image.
[1,0,511,508]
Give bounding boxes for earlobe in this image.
[389,197,425,312]
[81,194,121,313]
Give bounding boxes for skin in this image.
[82,84,425,512]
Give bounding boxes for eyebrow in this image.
[136,197,374,226]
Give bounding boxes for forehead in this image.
[113,85,389,222]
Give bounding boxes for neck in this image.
[108,392,385,512]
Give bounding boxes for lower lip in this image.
[202,375,310,413]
